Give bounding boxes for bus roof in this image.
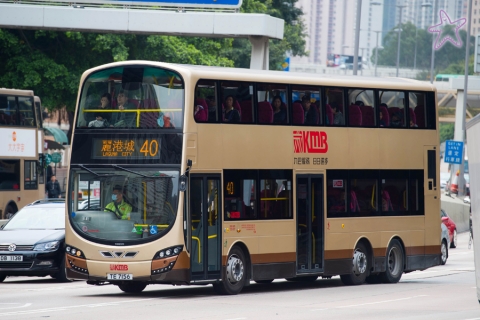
[0,88,35,96]
[82,60,437,92]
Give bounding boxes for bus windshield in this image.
[76,66,184,129]
[69,167,179,243]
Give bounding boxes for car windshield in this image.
[69,167,179,242]
[3,206,65,230]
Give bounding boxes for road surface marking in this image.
[311,295,427,311]
[0,304,31,310]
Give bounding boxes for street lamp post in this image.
[414,2,433,69]
[367,1,382,69]
[353,0,362,75]
[396,4,406,77]
[373,30,382,77]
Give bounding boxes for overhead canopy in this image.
[44,127,68,145]
[45,139,65,150]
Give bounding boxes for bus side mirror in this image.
[179,175,187,192]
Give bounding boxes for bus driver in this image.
[105,185,132,220]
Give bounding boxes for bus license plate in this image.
[107,273,133,280]
[0,255,23,262]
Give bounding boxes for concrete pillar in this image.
[452,89,466,196]
[249,36,269,70]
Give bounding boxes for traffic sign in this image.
[444,140,464,164]
[45,154,52,165]
[51,152,62,164]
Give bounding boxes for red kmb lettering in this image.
[293,131,328,154]
[110,264,128,271]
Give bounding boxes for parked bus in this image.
[66,61,440,294]
[0,88,45,219]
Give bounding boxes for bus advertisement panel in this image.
[66,61,440,294]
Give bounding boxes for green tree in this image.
[440,123,454,143]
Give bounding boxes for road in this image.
[0,232,478,320]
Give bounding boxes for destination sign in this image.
[91,138,161,159]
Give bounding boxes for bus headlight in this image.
[154,245,183,260]
[65,244,86,259]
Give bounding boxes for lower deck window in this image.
[0,160,20,190]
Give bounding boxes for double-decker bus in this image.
[66,61,440,294]
[0,88,45,219]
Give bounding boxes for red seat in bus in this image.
[239,100,252,123]
[414,105,425,128]
[139,99,159,128]
[348,104,362,126]
[258,101,273,124]
[381,190,394,212]
[379,105,390,126]
[292,102,304,125]
[360,105,375,126]
[326,104,333,125]
[194,98,208,122]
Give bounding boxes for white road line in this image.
[311,295,427,311]
[0,304,31,310]
[0,298,155,317]
[26,285,86,291]
[224,318,247,320]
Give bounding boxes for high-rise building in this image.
[471,0,480,36]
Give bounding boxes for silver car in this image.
[441,223,450,265]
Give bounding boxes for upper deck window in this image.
[0,95,36,127]
[76,66,184,130]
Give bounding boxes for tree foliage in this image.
[440,123,454,143]
[375,22,475,74]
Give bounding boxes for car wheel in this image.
[450,229,457,248]
[254,279,274,284]
[118,282,147,293]
[4,205,16,219]
[340,242,370,286]
[0,275,6,283]
[381,239,404,283]
[213,246,247,295]
[441,240,448,265]
[55,255,72,283]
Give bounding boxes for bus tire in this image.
[255,279,274,284]
[340,242,369,286]
[118,282,147,293]
[54,256,72,283]
[214,246,246,295]
[441,239,448,265]
[5,204,16,220]
[381,239,404,283]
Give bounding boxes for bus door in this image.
[189,175,222,280]
[296,174,324,273]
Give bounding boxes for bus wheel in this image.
[213,246,246,295]
[381,239,404,283]
[440,239,448,265]
[255,279,274,284]
[118,282,147,293]
[340,242,369,286]
[5,205,16,219]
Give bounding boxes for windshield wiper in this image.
[78,165,117,177]
[112,165,173,178]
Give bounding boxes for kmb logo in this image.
[293,131,328,154]
[110,264,128,271]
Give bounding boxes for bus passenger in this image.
[224,95,240,123]
[331,102,344,125]
[105,185,132,220]
[111,91,136,128]
[302,94,318,125]
[390,112,403,128]
[206,96,217,122]
[272,96,286,124]
[88,93,111,127]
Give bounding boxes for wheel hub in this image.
[226,254,244,284]
[352,249,367,275]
